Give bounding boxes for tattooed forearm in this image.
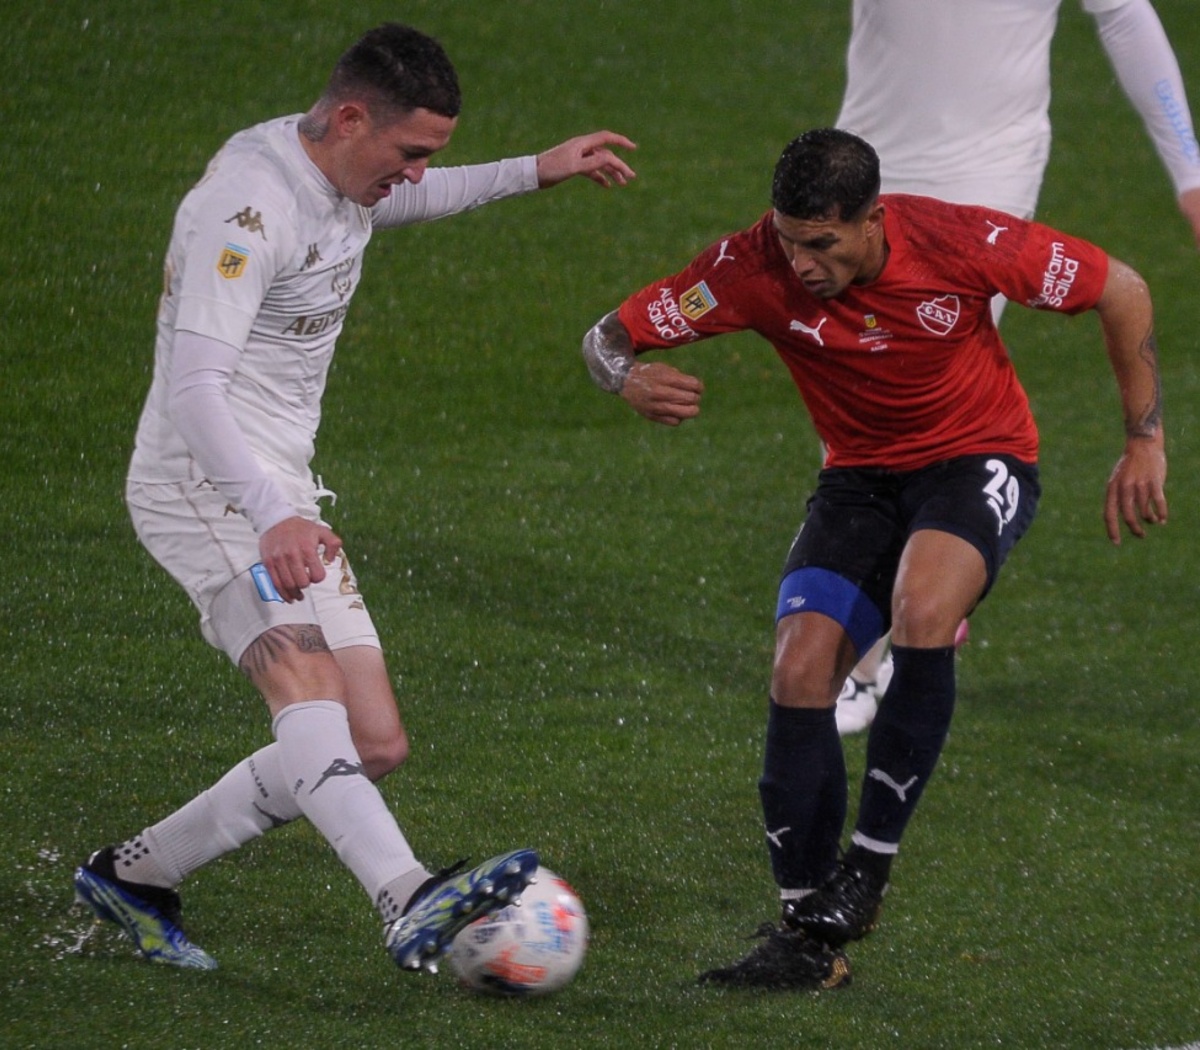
[1127,326,1163,439]
[239,624,331,679]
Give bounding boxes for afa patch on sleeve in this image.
[217,242,250,280]
[679,279,717,321]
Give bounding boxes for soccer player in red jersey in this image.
[582,128,1166,989]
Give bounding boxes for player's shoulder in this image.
[176,117,305,244]
[186,117,302,211]
[884,194,1034,259]
[688,212,787,286]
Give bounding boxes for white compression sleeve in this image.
[1094,0,1200,195]
[167,329,297,534]
[370,156,539,228]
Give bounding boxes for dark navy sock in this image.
[854,644,956,851]
[757,700,847,890]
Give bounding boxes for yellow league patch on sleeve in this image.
[679,280,717,321]
[217,243,250,279]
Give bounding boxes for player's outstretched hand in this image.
[260,516,344,602]
[1104,438,1167,544]
[537,131,637,189]
[621,361,704,426]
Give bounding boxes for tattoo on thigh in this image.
[239,624,330,679]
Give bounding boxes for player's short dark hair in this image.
[324,23,462,120]
[771,128,881,222]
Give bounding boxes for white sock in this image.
[852,635,890,683]
[273,700,427,912]
[376,869,439,924]
[117,744,302,888]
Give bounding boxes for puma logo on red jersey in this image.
[789,316,828,346]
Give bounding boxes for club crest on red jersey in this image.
[915,295,960,336]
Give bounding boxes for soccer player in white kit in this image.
[832,0,1200,734]
[73,23,636,975]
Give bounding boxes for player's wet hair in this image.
[771,128,881,222]
[324,23,462,120]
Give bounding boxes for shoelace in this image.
[401,858,469,915]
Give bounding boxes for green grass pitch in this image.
[3,2,1198,1047]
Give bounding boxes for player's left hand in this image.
[260,516,344,602]
[1104,437,1167,543]
[536,131,637,189]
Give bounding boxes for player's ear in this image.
[333,102,369,139]
[863,201,886,236]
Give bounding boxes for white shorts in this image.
[126,479,380,664]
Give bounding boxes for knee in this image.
[891,591,958,647]
[357,725,409,782]
[770,648,841,708]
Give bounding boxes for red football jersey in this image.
[617,194,1109,470]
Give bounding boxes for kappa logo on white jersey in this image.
[300,243,323,272]
[985,220,1009,245]
[713,239,736,267]
[915,295,960,336]
[790,316,828,346]
[225,206,268,240]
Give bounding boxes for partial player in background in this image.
[73,23,635,976]
[582,128,1166,988]
[832,0,1200,735]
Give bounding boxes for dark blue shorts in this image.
[775,455,1041,655]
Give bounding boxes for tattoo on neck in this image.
[298,112,329,143]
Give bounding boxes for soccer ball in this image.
[449,866,588,996]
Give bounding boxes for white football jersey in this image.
[836,0,1129,216]
[130,115,536,500]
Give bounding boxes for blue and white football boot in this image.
[74,846,217,970]
[386,848,539,973]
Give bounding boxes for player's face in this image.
[334,106,458,207]
[772,205,886,299]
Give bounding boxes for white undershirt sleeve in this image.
[167,330,297,534]
[370,156,540,228]
[1093,0,1200,195]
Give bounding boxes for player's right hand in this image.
[259,516,344,602]
[621,361,704,426]
[1103,436,1167,544]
